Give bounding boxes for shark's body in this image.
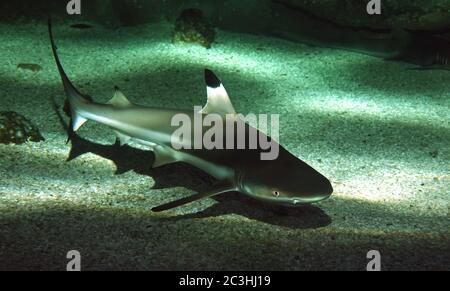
[271,1,450,71]
[49,20,333,212]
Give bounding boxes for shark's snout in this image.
[320,178,334,198]
[286,176,333,206]
[309,176,333,202]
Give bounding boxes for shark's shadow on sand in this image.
[52,99,331,230]
[69,133,331,230]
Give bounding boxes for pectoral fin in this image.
[152,183,235,212]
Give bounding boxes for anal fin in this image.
[114,130,131,146]
[72,115,87,132]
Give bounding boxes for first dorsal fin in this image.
[108,86,133,107]
[201,69,236,116]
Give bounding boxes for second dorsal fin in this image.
[108,86,133,107]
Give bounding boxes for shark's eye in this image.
[273,191,280,197]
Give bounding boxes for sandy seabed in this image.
[0,21,449,270]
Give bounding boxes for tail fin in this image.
[48,19,90,140]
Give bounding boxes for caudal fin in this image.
[48,18,91,140]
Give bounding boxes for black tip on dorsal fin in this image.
[204,69,221,89]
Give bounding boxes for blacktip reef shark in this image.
[271,0,450,71]
[48,20,333,212]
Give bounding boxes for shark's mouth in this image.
[250,195,330,207]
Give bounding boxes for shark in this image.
[48,20,333,212]
[403,33,450,71]
[271,0,450,71]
